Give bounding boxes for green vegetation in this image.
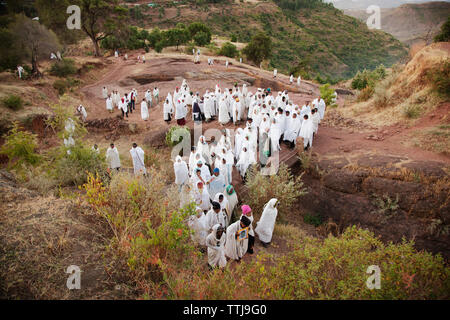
[303,213,323,227]
[352,65,387,90]
[218,42,238,58]
[242,32,272,66]
[0,122,40,168]
[427,59,450,99]
[49,58,77,77]
[245,164,307,219]
[434,16,450,42]
[2,95,23,111]
[319,84,337,107]
[165,126,190,147]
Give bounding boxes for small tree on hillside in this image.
[242,32,272,67]
[10,14,60,77]
[75,0,128,56]
[434,16,450,43]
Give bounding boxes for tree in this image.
[35,0,83,44]
[75,0,128,56]
[165,27,190,51]
[242,32,272,66]
[10,14,60,77]
[219,42,238,58]
[187,22,211,44]
[434,17,450,43]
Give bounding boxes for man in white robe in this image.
[255,198,278,247]
[299,114,314,150]
[130,143,146,175]
[140,98,149,121]
[106,143,121,171]
[224,215,251,261]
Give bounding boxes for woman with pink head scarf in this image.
[240,204,255,254]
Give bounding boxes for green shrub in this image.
[427,59,450,98]
[319,83,337,107]
[53,79,68,95]
[230,34,237,42]
[218,42,238,58]
[240,226,450,299]
[303,213,323,227]
[245,164,307,219]
[434,16,450,42]
[193,31,210,46]
[51,143,107,187]
[0,122,40,168]
[49,58,77,77]
[165,126,190,147]
[2,95,23,110]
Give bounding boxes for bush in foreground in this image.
[0,122,40,168]
[245,164,307,219]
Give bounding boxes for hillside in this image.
[330,0,449,9]
[125,0,408,81]
[345,2,450,46]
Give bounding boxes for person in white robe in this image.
[311,108,320,135]
[236,147,256,179]
[299,114,314,150]
[102,86,108,99]
[206,224,227,269]
[273,69,277,78]
[174,155,189,191]
[188,207,208,246]
[114,50,118,58]
[255,198,278,247]
[193,181,211,213]
[232,98,241,124]
[130,143,146,175]
[218,97,230,125]
[163,96,173,122]
[283,112,301,148]
[205,201,227,232]
[225,185,238,220]
[76,105,87,122]
[289,74,293,84]
[317,96,326,120]
[106,143,121,171]
[208,167,226,201]
[214,192,230,226]
[269,118,281,152]
[224,215,251,261]
[196,160,211,183]
[297,75,301,86]
[140,99,149,121]
[106,95,113,113]
[119,97,128,118]
[234,128,244,161]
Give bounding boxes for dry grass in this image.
[409,124,450,156]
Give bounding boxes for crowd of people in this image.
[99,76,332,269]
